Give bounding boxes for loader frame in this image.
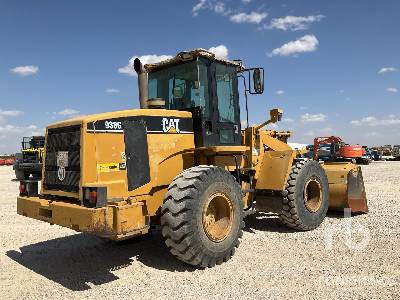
[16,49,367,243]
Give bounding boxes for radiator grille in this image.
[43,125,81,193]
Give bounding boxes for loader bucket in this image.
[321,162,368,213]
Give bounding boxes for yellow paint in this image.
[20,101,355,241]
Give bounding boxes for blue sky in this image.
[1,0,399,153]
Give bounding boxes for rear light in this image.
[19,180,38,197]
[82,186,107,208]
[19,182,27,195]
[89,191,97,205]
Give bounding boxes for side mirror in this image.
[253,68,264,94]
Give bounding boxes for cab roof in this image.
[144,48,244,72]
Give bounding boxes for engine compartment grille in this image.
[43,125,81,193]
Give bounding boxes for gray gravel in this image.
[0,162,399,299]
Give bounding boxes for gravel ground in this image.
[0,163,399,299]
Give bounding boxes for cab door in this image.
[213,63,241,145]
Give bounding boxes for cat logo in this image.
[162,118,180,133]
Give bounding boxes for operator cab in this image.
[22,136,45,150]
[140,49,264,147]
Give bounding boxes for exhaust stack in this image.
[134,58,148,109]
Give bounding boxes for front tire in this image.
[161,166,244,267]
[279,159,329,231]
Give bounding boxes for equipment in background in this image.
[311,136,368,214]
[0,156,15,166]
[393,145,400,161]
[13,136,45,180]
[313,136,370,165]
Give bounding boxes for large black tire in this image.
[279,159,329,231]
[161,166,244,267]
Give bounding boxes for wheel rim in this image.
[202,192,234,242]
[304,178,323,213]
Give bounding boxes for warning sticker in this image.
[97,163,119,173]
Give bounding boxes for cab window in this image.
[216,64,236,123]
[148,60,210,117]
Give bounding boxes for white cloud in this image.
[282,117,294,123]
[242,0,252,3]
[0,109,23,125]
[304,130,316,137]
[31,129,45,136]
[119,45,229,76]
[0,124,20,134]
[275,90,285,95]
[208,45,229,59]
[378,67,398,74]
[106,88,120,93]
[386,87,398,93]
[269,35,319,57]
[118,54,173,76]
[0,124,39,135]
[267,15,324,31]
[57,108,80,116]
[192,0,208,16]
[0,124,41,153]
[0,109,23,117]
[214,2,225,14]
[301,113,327,123]
[268,123,279,129]
[318,126,333,134]
[10,65,39,77]
[192,0,229,16]
[300,106,308,110]
[351,116,400,127]
[230,11,268,24]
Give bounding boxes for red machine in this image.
[339,145,364,158]
[5,158,15,166]
[313,136,367,163]
[0,159,5,166]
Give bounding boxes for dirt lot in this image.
[0,163,399,299]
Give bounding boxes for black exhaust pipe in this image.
[134,58,148,109]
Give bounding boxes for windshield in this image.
[148,59,210,117]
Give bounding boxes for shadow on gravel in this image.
[244,212,297,233]
[6,231,195,291]
[326,211,367,219]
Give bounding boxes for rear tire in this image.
[161,166,244,267]
[279,159,329,231]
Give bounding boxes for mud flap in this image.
[322,162,368,213]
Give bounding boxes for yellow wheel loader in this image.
[17,49,367,267]
[14,136,45,180]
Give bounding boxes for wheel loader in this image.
[16,49,368,267]
[14,136,45,180]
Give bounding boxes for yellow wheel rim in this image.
[202,192,234,242]
[304,178,323,213]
